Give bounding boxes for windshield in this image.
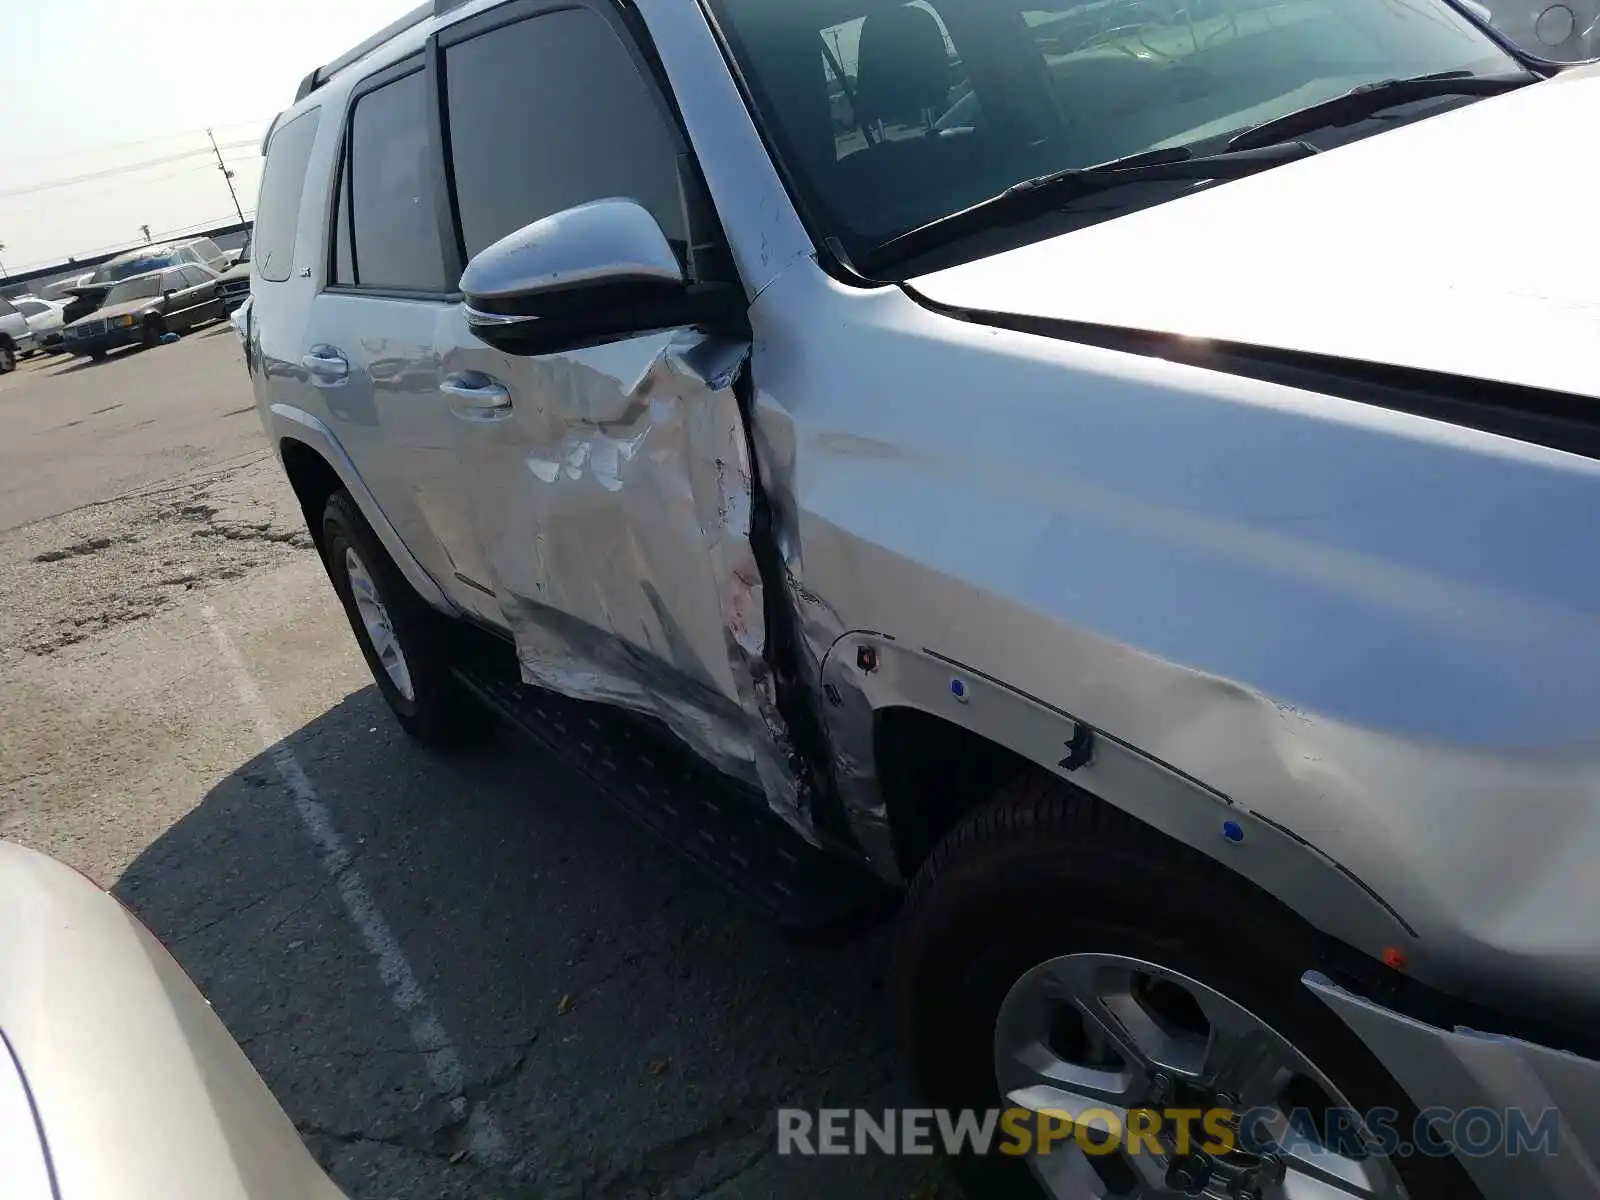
[709,0,1522,269]
[103,275,163,304]
[92,254,174,285]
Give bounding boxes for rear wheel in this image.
[0,340,15,374]
[892,774,1477,1200]
[321,491,486,749]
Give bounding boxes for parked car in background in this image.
[0,839,347,1200]
[45,272,96,300]
[0,296,36,372]
[249,3,1600,1199]
[61,264,226,359]
[11,296,68,355]
[217,235,252,312]
[60,238,233,326]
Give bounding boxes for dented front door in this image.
[440,315,798,812]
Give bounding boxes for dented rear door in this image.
[432,2,798,812]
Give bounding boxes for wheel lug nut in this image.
[1259,1151,1286,1183]
[1149,1073,1175,1105]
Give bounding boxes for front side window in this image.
[441,8,688,261]
[15,300,46,317]
[709,0,1523,271]
[255,107,322,284]
[345,70,449,291]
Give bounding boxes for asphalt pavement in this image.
[0,333,953,1199]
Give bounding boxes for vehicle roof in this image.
[270,0,509,137]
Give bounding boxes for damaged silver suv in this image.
[246,2,1600,1196]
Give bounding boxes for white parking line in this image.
[201,604,510,1165]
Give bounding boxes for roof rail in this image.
[293,0,471,102]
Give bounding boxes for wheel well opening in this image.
[874,707,1031,879]
[278,438,342,559]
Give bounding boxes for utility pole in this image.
[207,128,248,226]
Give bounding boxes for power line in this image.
[1,140,259,200]
[4,121,273,169]
[0,159,261,214]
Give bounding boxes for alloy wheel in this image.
[994,953,1409,1200]
[344,546,415,701]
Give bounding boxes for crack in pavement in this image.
[4,457,315,657]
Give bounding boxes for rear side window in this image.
[346,70,450,292]
[441,8,687,260]
[254,108,322,283]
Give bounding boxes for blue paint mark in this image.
[1222,820,1244,844]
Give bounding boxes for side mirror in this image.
[163,291,177,302]
[459,198,744,357]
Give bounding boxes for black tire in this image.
[892,772,1478,1200]
[89,350,107,362]
[140,315,167,349]
[321,491,487,749]
[0,340,15,374]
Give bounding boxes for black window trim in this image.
[324,52,459,302]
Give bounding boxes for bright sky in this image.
[1,0,418,274]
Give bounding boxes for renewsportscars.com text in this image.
[776,1106,1561,1159]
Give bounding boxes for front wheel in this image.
[0,341,15,374]
[140,315,167,349]
[321,491,486,749]
[892,774,1478,1200]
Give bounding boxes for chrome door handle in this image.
[301,345,349,385]
[441,372,512,412]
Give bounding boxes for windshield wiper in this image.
[860,140,1317,272]
[1226,69,1535,153]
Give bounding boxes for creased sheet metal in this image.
[474,330,805,835]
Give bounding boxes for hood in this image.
[218,261,251,282]
[910,65,1600,401]
[69,298,155,327]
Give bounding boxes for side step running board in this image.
[452,655,896,938]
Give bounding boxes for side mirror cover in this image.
[460,198,745,357]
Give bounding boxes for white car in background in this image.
[12,297,68,356]
[0,297,36,372]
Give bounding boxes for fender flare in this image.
[819,631,1417,966]
[268,403,456,614]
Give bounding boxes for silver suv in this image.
[247,3,1600,1197]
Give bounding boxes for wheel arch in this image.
[269,404,455,613]
[821,633,1418,966]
